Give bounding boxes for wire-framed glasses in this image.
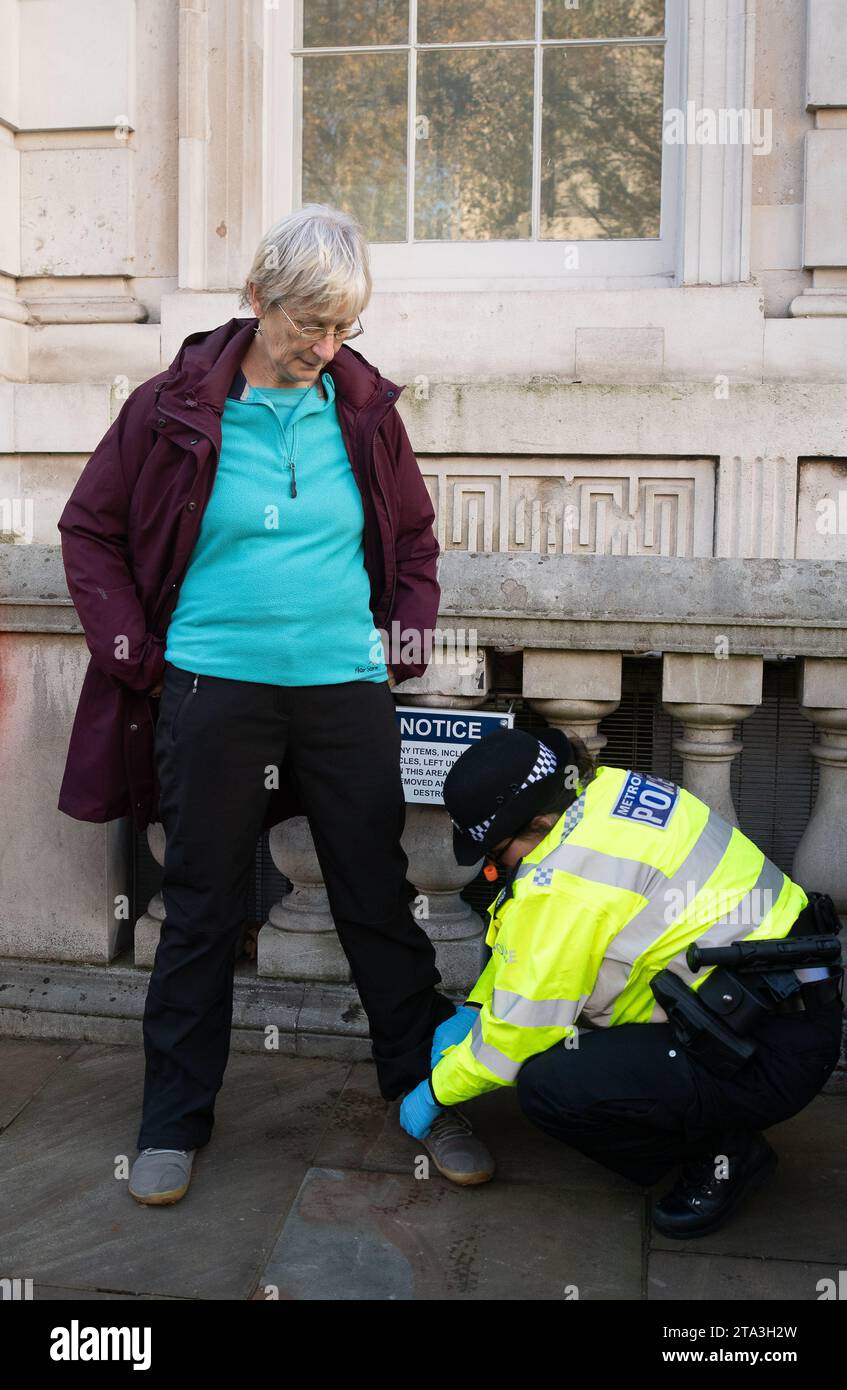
[271,300,364,344]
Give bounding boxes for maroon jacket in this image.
[57,315,440,832]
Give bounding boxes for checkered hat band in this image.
[466,817,494,843]
[460,745,559,842]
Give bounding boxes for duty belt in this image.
[775,895,845,1015]
[651,891,844,1076]
[771,974,843,1015]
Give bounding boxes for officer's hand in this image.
[430,1004,478,1069]
[387,671,397,690]
[148,680,164,699]
[399,1079,443,1139]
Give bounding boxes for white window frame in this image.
[264,0,687,290]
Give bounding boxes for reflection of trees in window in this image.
[417,1,535,43]
[541,44,665,240]
[542,0,664,40]
[303,0,409,48]
[414,47,535,240]
[302,53,408,241]
[299,0,667,243]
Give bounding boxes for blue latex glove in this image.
[399,1078,443,1139]
[430,1004,479,1069]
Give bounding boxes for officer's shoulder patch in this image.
[609,771,679,830]
[532,866,555,887]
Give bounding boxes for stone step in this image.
[0,956,423,1061]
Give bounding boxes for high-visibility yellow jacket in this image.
[430,765,807,1107]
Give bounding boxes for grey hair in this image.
[239,203,372,322]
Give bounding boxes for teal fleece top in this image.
[164,369,387,685]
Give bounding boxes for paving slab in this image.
[650,1096,847,1264]
[0,1038,82,1131]
[0,1041,350,1299]
[255,1165,644,1300]
[315,1061,635,1192]
[5,1037,842,1303]
[648,1251,844,1301]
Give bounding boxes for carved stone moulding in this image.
[422,457,715,559]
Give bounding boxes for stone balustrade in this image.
[2,547,845,1029]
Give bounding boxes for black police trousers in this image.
[137,661,454,1151]
[517,996,844,1186]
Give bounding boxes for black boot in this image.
[652,1130,778,1239]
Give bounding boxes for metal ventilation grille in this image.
[593,658,817,875]
[461,656,819,917]
[133,658,819,927]
[597,657,664,774]
[728,663,819,873]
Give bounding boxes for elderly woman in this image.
[58,204,493,1205]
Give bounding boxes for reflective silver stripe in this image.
[606,826,776,1024]
[508,802,750,1028]
[673,855,786,985]
[491,988,580,1030]
[468,1012,523,1082]
[605,810,735,963]
[633,859,785,1022]
[581,956,632,1026]
[521,808,734,957]
[577,811,734,1025]
[515,841,657,896]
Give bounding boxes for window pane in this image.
[543,0,664,40]
[417,0,535,43]
[541,43,664,238]
[303,0,408,48]
[415,47,534,239]
[301,53,407,240]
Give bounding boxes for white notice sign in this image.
[394,705,515,805]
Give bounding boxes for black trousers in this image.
[137,660,454,1151]
[517,997,844,1186]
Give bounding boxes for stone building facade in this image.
[0,0,845,1051]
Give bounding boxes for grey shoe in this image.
[422,1109,495,1186]
[129,1147,196,1206]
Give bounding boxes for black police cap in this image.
[443,725,576,866]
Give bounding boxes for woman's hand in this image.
[386,671,397,690]
[148,680,163,699]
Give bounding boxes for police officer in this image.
[400,726,844,1238]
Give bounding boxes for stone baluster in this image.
[792,658,847,922]
[393,645,494,994]
[135,818,262,968]
[134,821,167,967]
[260,645,493,992]
[259,816,350,982]
[401,803,489,993]
[661,653,763,826]
[523,650,622,757]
